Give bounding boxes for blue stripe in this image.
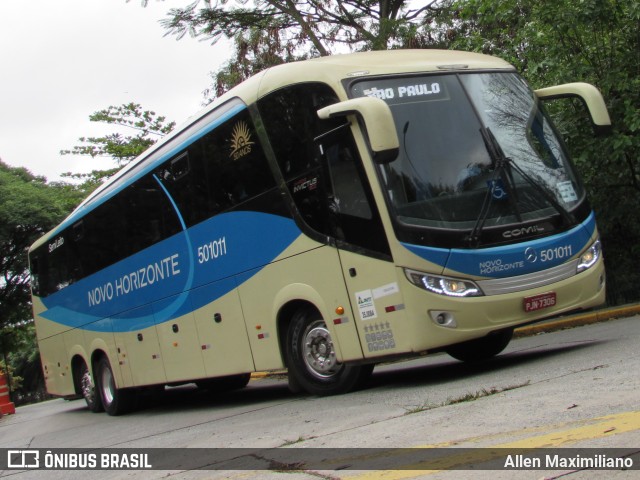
[153,173,187,231]
[402,212,597,279]
[39,212,302,332]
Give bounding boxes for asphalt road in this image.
[1,314,638,479]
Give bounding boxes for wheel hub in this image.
[303,321,339,379]
[81,369,94,401]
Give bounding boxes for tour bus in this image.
[29,50,610,415]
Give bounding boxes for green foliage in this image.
[0,162,85,403]
[158,1,446,95]
[60,102,176,194]
[0,162,83,331]
[60,102,176,166]
[206,27,293,100]
[59,168,121,192]
[1,324,48,405]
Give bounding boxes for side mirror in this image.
[535,82,612,136]
[317,97,400,163]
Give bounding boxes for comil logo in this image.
[502,225,545,239]
[229,121,255,160]
[8,450,39,468]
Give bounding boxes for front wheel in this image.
[95,357,136,416]
[286,308,372,396]
[446,329,514,363]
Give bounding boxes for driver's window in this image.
[259,83,390,257]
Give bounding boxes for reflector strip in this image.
[385,304,405,313]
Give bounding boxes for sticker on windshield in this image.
[354,79,449,105]
[487,179,509,201]
[363,83,442,100]
[558,181,578,202]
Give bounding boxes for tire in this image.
[446,329,514,363]
[285,308,372,396]
[95,357,136,416]
[196,373,251,392]
[77,362,103,413]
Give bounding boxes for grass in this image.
[404,380,531,415]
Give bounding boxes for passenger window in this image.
[53,173,181,287]
[157,109,276,228]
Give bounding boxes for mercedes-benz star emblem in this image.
[525,247,538,263]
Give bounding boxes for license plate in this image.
[524,292,557,312]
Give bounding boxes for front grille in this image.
[477,259,578,296]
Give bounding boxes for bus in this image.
[29,50,610,415]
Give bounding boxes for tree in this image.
[156,0,448,95]
[2,324,47,405]
[445,0,640,304]
[60,102,176,183]
[161,0,443,52]
[0,162,81,329]
[0,161,85,403]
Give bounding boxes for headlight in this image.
[405,269,483,297]
[577,239,602,273]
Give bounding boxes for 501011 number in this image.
[540,245,572,262]
[197,237,227,264]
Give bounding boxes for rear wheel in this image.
[95,357,136,416]
[286,308,372,395]
[77,362,103,413]
[446,329,514,363]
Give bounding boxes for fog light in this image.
[429,311,457,328]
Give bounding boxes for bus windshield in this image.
[350,72,585,247]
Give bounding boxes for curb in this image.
[251,371,286,379]
[514,303,640,338]
[250,304,640,379]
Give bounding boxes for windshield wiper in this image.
[467,128,518,246]
[467,127,575,247]
[485,127,574,226]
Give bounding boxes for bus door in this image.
[258,82,407,362]
[315,126,407,359]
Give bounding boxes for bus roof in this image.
[31,49,514,251]
[255,49,514,99]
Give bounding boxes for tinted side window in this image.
[31,173,182,297]
[79,174,182,278]
[258,83,342,180]
[259,84,342,237]
[156,109,276,227]
[29,234,74,297]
